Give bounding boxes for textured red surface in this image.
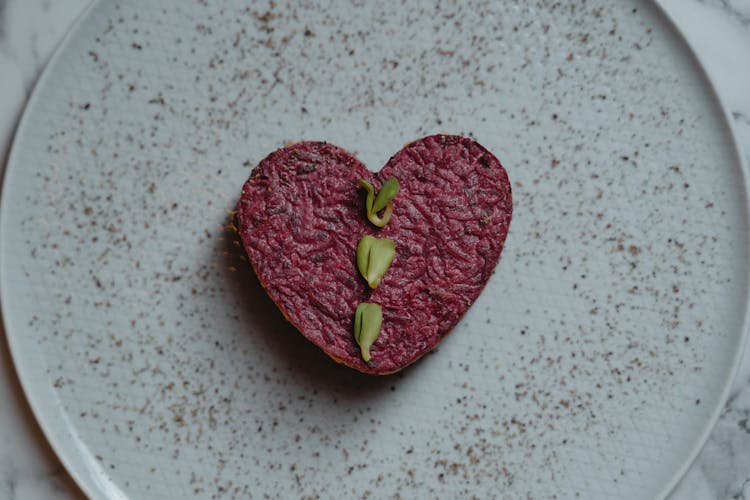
[237,135,512,374]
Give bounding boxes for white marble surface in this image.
[0,0,749,498]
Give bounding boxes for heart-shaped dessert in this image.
[237,135,512,374]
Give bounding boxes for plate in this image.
[1,1,748,498]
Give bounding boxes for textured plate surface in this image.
[1,1,748,498]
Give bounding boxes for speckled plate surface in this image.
[1,1,748,498]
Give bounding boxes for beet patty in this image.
[237,135,512,374]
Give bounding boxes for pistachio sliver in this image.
[372,178,400,213]
[353,303,382,362]
[356,235,395,288]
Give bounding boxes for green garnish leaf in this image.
[356,235,376,281]
[367,204,393,228]
[357,177,399,227]
[354,303,365,343]
[353,302,382,362]
[357,178,375,215]
[356,235,395,289]
[372,178,400,213]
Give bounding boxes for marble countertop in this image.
[1,0,749,498]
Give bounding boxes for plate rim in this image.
[649,1,750,497]
[0,1,120,498]
[0,1,748,499]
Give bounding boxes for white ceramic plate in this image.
[2,1,748,498]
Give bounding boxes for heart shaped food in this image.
[237,135,512,374]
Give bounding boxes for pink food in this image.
[237,134,512,374]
